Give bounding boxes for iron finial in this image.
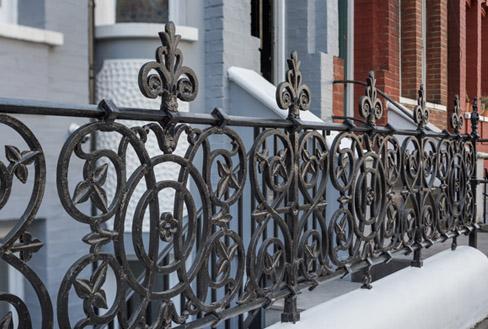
[450,95,463,133]
[359,71,383,125]
[413,84,429,129]
[138,21,198,113]
[471,97,480,139]
[276,51,311,120]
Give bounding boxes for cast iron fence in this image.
[0,22,481,329]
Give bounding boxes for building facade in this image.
[0,0,485,327]
[339,0,488,144]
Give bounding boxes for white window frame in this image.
[95,0,177,26]
[0,0,18,24]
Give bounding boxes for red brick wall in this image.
[447,0,467,131]
[401,0,423,100]
[466,0,482,102]
[426,0,448,106]
[333,56,345,121]
[482,11,488,96]
[429,109,448,130]
[354,0,400,125]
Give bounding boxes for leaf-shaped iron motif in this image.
[72,163,109,213]
[138,21,198,112]
[5,146,39,184]
[359,71,383,125]
[216,160,240,199]
[10,232,43,262]
[82,229,118,251]
[276,51,311,119]
[74,261,109,310]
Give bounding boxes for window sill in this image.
[464,112,488,122]
[95,23,198,42]
[0,23,64,46]
[400,97,447,112]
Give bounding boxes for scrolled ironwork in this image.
[0,114,53,329]
[0,22,482,329]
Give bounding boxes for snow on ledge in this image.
[267,246,488,329]
[227,66,324,123]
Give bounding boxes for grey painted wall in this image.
[0,0,89,326]
[286,0,339,120]
[203,0,260,113]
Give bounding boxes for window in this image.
[116,0,168,23]
[0,0,18,24]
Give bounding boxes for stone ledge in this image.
[267,247,488,329]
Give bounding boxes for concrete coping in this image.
[266,246,488,329]
[95,23,198,42]
[227,66,324,123]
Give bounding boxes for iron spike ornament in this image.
[413,84,429,128]
[451,95,463,133]
[471,97,480,139]
[276,51,311,119]
[359,71,383,125]
[138,21,198,112]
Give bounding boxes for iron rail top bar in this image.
[0,97,464,138]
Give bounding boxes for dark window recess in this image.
[338,0,348,60]
[251,0,274,83]
[116,0,169,23]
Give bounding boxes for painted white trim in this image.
[169,0,181,24]
[95,0,116,26]
[464,112,488,122]
[0,0,17,24]
[0,23,63,46]
[273,0,286,84]
[95,23,198,42]
[400,96,447,112]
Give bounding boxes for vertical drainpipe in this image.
[88,0,96,105]
[88,0,98,231]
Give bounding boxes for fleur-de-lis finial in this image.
[276,51,311,119]
[471,97,480,139]
[451,95,463,133]
[413,84,429,128]
[359,71,383,125]
[138,22,198,112]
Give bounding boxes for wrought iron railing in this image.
[0,22,481,329]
